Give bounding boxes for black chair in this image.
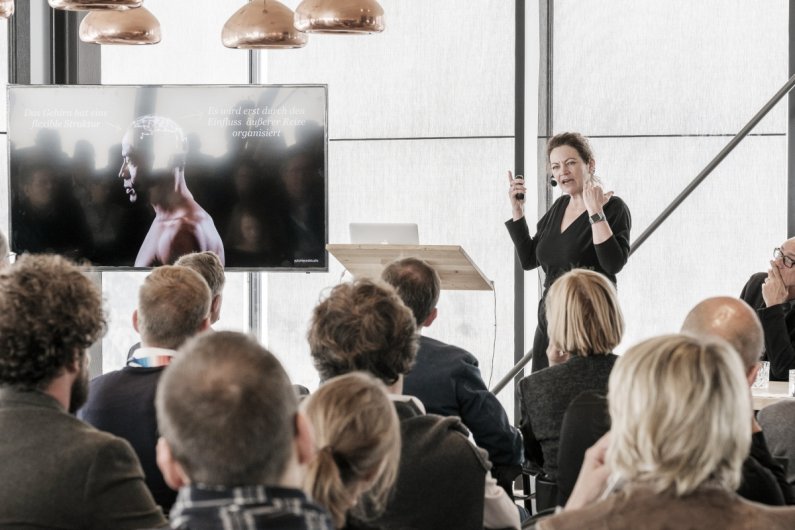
[556,390,610,506]
[516,466,558,514]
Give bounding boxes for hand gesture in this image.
[565,432,612,511]
[507,170,526,220]
[583,181,613,216]
[762,261,788,307]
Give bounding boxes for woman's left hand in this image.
[583,181,613,215]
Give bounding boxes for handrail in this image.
[490,349,533,396]
[491,72,795,396]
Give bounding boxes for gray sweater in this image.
[759,401,795,484]
[518,354,618,480]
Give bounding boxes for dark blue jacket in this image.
[403,335,523,467]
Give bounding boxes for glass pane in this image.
[101,270,250,373]
[592,135,787,351]
[265,0,516,139]
[264,138,519,416]
[0,17,7,132]
[99,0,250,374]
[0,134,6,238]
[553,0,788,135]
[101,0,249,85]
[101,271,147,372]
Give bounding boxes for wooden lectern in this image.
[326,244,493,291]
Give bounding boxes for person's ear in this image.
[66,350,85,375]
[747,362,761,387]
[422,307,438,328]
[294,411,316,466]
[198,315,211,333]
[588,159,596,176]
[211,294,222,321]
[156,437,189,490]
[132,310,140,334]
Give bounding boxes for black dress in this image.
[505,195,631,371]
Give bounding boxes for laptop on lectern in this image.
[349,223,419,245]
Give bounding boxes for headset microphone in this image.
[549,176,558,187]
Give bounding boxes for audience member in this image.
[156,331,334,529]
[303,372,401,528]
[175,250,226,326]
[539,334,795,530]
[308,279,520,530]
[381,257,523,490]
[0,254,166,529]
[518,269,623,484]
[80,265,211,514]
[682,296,794,504]
[740,239,795,380]
[759,401,795,485]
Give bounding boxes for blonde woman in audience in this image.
[517,268,624,496]
[303,372,401,529]
[539,334,795,530]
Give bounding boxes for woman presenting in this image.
[505,132,631,372]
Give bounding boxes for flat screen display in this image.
[7,85,328,270]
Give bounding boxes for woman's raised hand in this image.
[583,181,613,215]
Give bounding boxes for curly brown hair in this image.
[308,279,418,385]
[0,254,106,390]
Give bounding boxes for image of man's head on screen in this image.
[118,115,225,267]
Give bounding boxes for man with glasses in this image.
[740,240,795,380]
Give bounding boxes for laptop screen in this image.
[349,223,419,245]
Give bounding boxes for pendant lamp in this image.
[294,0,384,34]
[222,0,307,49]
[0,0,13,19]
[79,6,160,45]
[49,0,142,10]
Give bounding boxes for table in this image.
[753,381,795,410]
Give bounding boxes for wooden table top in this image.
[752,381,795,410]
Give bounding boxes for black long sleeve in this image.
[750,431,795,505]
[740,272,795,381]
[505,196,631,290]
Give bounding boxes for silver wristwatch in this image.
[589,212,606,225]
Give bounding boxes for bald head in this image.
[681,296,763,371]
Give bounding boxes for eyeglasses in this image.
[774,248,795,268]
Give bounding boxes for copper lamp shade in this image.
[79,6,161,45]
[0,0,14,19]
[49,0,142,11]
[222,0,307,49]
[294,0,384,34]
